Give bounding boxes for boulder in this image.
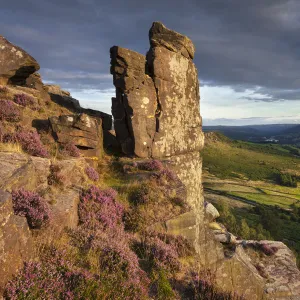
[0,152,51,192]
[205,202,220,222]
[45,84,80,112]
[49,113,103,158]
[0,35,40,85]
[0,190,33,295]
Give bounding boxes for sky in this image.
[1,0,300,125]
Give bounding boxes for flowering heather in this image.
[13,93,36,109]
[85,166,99,181]
[4,248,99,300]
[142,235,180,272]
[79,186,123,231]
[155,232,194,257]
[129,183,150,206]
[0,100,20,122]
[99,240,150,297]
[15,130,49,157]
[138,159,164,171]
[11,188,51,229]
[61,140,80,157]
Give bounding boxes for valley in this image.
[203,132,300,264]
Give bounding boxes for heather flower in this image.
[15,130,49,157]
[142,234,180,272]
[11,188,51,229]
[0,100,21,122]
[99,240,150,296]
[85,166,99,181]
[13,93,36,109]
[61,140,80,157]
[4,248,99,300]
[79,186,123,231]
[138,159,164,171]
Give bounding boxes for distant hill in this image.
[203,124,300,145]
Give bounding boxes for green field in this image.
[203,133,300,181]
[203,133,300,264]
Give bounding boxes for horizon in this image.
[1,0,300,125]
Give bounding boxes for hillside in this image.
[203,132,300,264]
[203,124,300,144]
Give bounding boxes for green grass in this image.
[203,135,300,181]
[229,191,297,209]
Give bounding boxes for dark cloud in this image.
[1,0,300,103]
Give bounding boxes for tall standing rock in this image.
[110,46,157,157]
[110,22,270,299]
[0,36,40,85]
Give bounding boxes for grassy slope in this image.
[203,134,300,181]
[203,132,300,263]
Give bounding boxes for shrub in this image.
[99,241,149,296]
[13,93,36,109]
[79,186,123,232]
[11,188,51,229]
[85,166,99,182]
[48,164,65,186]
[138,159,164,171]
[61,140,80,157]
[4,247,100,300]
[141,234,180,272]
[187,271,244,300]
[259,243,279,256]
[276,173,297,187]
[0,100,21,122]
[15,130,49,157]
[129,183,151,206]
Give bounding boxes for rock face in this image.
[0,190,33,295]
[49,113,103,158]
[110,22,300,299]
[0,36,40,85]
[45,84,81,112]
[110,21,205,246]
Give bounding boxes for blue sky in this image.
[1,0,300,125]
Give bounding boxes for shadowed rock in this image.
[0,36,40,85]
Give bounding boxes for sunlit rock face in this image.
[110,22,300,299]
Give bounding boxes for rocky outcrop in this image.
[110,21,205,247]
[0,190,33,295]
[49,113,103,158]
[0,36,40,85]
[0,152,51,192]
[45,84,81,112]
[0,152,88,232]
[110,22,300,299]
